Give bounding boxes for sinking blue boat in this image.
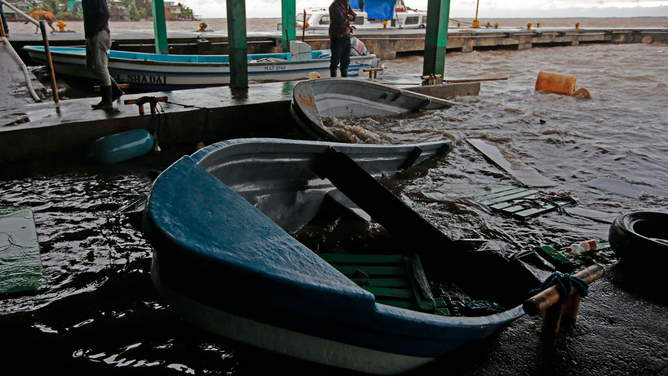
[143,138,531,374]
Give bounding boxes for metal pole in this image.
[423,0,450,78]
[281,0,296,52]
[152,0,169,54]
[227,0,248,88]
[39,20,59,103]
[472,0,480,28]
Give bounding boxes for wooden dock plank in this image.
[467,139,557,188]
[0,207,42,294]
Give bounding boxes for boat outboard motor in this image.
[350,36,382,69]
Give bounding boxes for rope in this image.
[164,100,210,110]
[164,99,212,143]
[530,272,589,305]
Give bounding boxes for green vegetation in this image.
[7,0,197,21]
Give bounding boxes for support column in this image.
[423,0,451,77]
[281,0,296,52]
[227,0,248,88]
[151,0,168,54]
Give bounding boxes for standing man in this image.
[83,0,123,109]
[1,4,9,37]
[328,0,356,78]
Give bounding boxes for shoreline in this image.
[5,17,667,34]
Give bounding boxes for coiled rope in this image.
[530,272,589,305]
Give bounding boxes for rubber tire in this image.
[609,212,668,261]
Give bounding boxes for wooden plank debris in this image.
[0,207,42,294]
[564,207,620,224]
[472,186,572,219]
[467,139,557,188]
[584,177,668,199]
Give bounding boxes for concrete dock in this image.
[0,78,301,164]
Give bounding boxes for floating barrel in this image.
[90,129,154,164]
[535,71,577,95]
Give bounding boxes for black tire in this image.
[609,212,668,261]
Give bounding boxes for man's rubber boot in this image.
[111,80,124,102]
[92,85,113,110]
[330,68,337,78]
[341,68,348,77]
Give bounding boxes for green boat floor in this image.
[0,206,42,294]
[319,253,450,315]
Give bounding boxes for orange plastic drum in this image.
[535,71,577,95]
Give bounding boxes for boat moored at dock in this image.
[298,0,427,30]
[23,44,378,90]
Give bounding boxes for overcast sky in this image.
[185,0,668,19]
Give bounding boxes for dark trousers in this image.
[1,6,8,35]
[330,35,351,77]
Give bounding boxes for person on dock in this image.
[328,0,356,78]
[1,5,9,37]
[82,0,123,110]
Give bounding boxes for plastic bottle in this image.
[565,239,601,254]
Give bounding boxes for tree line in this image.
[7,0,195,21]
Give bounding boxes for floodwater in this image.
[2,17,668,375]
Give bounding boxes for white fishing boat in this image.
[298,0,427,30]
[23,42,378,90]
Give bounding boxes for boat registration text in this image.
[112,74,169,85]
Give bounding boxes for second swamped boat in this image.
[290,78,456,141]
[143,138,540,374]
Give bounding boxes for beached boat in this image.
[143,138,539,374]
[291,78,456,141]
[298,0,427,30]
[22,45,378,90]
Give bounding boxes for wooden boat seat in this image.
[319,252,450,315]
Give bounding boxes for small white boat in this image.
[23,43,378,90]
[298,0,427,30]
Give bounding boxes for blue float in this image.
[90,129,154,164]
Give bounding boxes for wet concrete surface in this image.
[414,260,668,376]
[0,76,302,163]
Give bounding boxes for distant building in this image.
[66,0,83,13]
[3,2,31,21]
[109,4,130,21]
[164,1,181,20]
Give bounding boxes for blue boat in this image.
[143,138,537,374]
[23,45,378,90]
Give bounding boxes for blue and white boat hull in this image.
[143,138,526,374]
[23,47,377,90]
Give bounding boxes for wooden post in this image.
[151,0,169,54]
[562,293,582,321]
[281,0,296,53]
[542,303,564,334]
[302,10,306,42]
[40,21,59,103]
[227,0,248,89]
[423,0,450,78]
